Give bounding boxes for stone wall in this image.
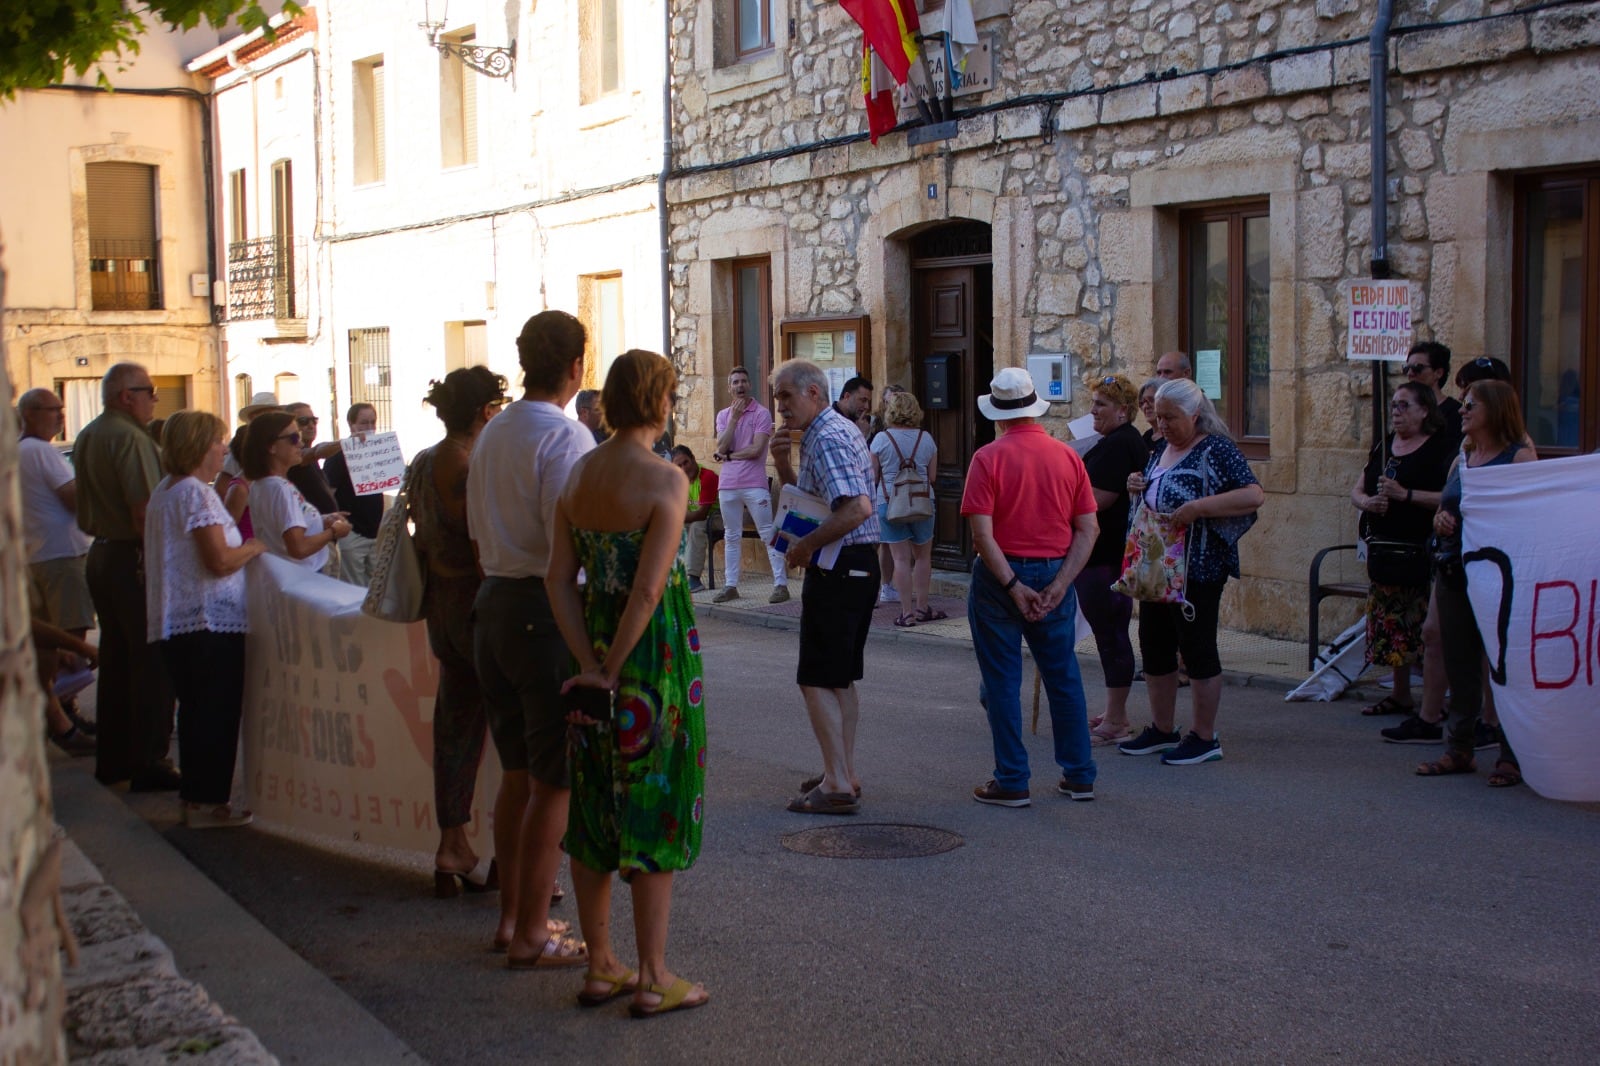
[666,0,1600,637]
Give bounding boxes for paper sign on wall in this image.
[1347,279,1413,361]
[1196,349,1223,399]
[341,432,406,496]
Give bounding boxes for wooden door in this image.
[913,264,993,569]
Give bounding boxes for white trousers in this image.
[718,486,787,589]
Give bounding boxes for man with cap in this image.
[961,367,1099,807]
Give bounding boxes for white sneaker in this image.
[879,586,900,604]
[184,803,253,829]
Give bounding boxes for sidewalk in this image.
[694,568,1316,690]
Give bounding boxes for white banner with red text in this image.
[1461,453,1600,801]
[243,553,501,852]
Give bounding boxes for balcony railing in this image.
[227,237,307,323]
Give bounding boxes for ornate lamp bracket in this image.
[420,21,515,79]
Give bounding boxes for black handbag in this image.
[1365,538,1432,587]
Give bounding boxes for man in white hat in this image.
[961,366,1099,808]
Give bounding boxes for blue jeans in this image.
[968,556,1095,791]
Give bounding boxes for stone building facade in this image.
[665,0,1600,639]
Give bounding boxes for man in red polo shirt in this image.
[961,367,1099,808]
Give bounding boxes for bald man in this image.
[1155,352,1193,381]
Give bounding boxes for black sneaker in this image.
[1056,778,1095,801]
[1118,724,1182,756]
[972,780,1030,807]
[1160,731,1223,765]
[1381,714,1443,745]
[1473,721,1500,751]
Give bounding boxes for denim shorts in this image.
[875,503,934,546]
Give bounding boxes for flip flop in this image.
[799,774,861,798]
[786,786,859,815]
[577,969,639,1007]
[629,977,710,1019]
[1089,722,1132,746]
[505,929,585,967]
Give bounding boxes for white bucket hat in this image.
[977,367,1052,421]
[238,391,282,421]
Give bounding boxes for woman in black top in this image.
[1073,374,1150,744]
[1350,381,1453,716]
[1137,378,1162,454]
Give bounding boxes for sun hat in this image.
[238,391,282,421]
[977,367,1052,421]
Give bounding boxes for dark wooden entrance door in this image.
[912,261,993,570]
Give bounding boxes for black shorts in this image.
[1138,579,1225,680]
[472,576,572,787]
[797,545,880,689]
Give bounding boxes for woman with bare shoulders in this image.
[547,349,709,1017]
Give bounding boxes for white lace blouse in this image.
[144,475,249,641]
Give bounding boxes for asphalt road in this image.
[127,614,1600,1064]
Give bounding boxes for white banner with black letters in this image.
[242,554,500,851]
[1461,454,1600,801]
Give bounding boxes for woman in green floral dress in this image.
[547,349,709,1018]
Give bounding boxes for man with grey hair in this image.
[768,359,880,815]
[17,388,94,635]
[73,362,177,789]
[1155,351,1193,381]
[574,388,607,444]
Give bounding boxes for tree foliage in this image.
[0,1,298,97]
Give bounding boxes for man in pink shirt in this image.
[961,367,1100,808]
[711,366,790,604]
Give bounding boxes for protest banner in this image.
[1346,279,1413,361]
[1461,453,1600,801]
[243,554,500,852]
[340,431,407,495]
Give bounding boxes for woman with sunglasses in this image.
[1414,380,1535,785]
[243,411,351,572]
[1350,381,1453,717]
[1075,373,1149,744]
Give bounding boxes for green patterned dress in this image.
[566,528,707,877]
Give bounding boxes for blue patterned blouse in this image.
[1141,434,1260,584]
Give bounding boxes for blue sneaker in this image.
[1118,724,1182,756]
[1160,731,1222,765]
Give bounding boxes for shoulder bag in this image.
[362,461,425,623]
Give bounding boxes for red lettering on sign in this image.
[1530,581,1580,689]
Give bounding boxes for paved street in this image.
[62,613,1600,1064]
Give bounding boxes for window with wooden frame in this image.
[228,169,247,245]
[1179,200,1271,457]
[577,273,624,389]
[732,257,772,402]
[579,0,623,103]
[735,0,773,59]
[352,56,386,185]
[1514,169,1599,456]
[86,161,161,311]
[440,29,479,167]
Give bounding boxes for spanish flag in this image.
[841,0,921,142]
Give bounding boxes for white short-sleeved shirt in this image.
[869,427,936,507]
[249,475,328,571]
[144,475,248,641]
[466,399,595,579]
[18,437,92,563]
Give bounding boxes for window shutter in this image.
[462,42,478,165]
[372,61,386,180]
[86,162,156,258]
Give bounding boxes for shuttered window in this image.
[441,31,478,167]
[353,57,385,184]
[86,161,160,310]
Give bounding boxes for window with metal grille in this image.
[349,328,393,430]
[86,161,161,310]
[440,29,478,167]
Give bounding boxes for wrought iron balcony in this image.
[227,237,308,324]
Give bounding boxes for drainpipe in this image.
[1369,0,1396,464]
[658,0,673,366]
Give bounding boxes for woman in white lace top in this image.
[144,411,266,829]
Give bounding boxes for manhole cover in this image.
[780,823,964,859]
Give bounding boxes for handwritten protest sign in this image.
[1346,279,1412,361]
[341,431,406,495]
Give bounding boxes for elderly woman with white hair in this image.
[1119,378,1263,766]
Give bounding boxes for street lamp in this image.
[420,0,515,79]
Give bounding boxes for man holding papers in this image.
[768,359,881,816]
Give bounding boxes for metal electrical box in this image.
[923,353,953,410]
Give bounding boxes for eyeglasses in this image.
[1390,401,1414,411]
[1462,401,1478,412]
[295,415,318,426]
[274,432,302,444]
[127,385,158,397]
[1401,364,1433,377]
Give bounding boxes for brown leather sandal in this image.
[1416,750,1475,776]
[1487,761,1523,788]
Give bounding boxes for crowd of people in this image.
[13,311,1557,1016]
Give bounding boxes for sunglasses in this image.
[1390,401,1414,411]
[1472,357,1495,368]
[296,415,318,426]
[1401,364,1433,376]
[1100,375,1120,385]
[275,431,302,444]
[127,385,158,397]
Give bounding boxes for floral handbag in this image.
[1111,499,1193,619]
